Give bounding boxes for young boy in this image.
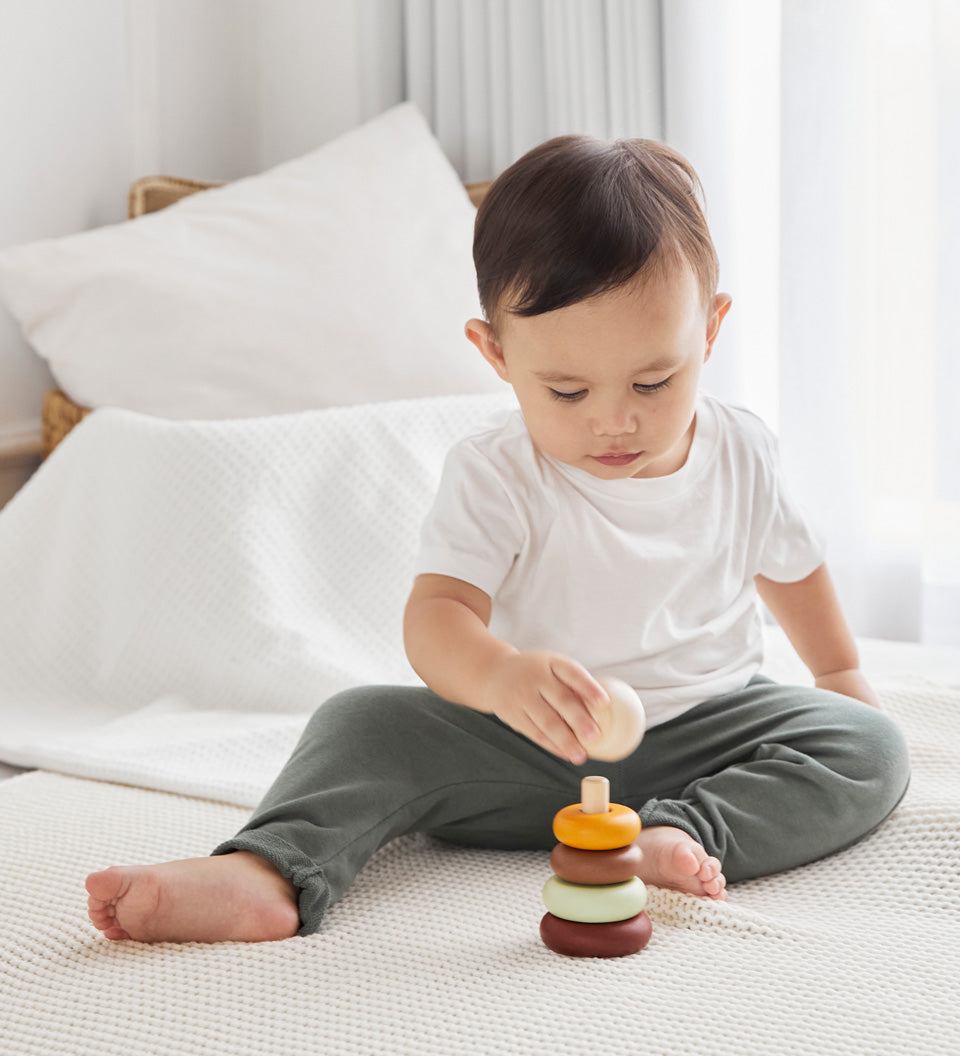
[86,135,910,943]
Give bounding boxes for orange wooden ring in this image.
[552,802,641,850]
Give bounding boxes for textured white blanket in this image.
[1,677,958,1056]
[0,393,515,803]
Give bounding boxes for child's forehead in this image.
[498,264,703,348]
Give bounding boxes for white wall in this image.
[0,0,128,502]
[0,0,400,507]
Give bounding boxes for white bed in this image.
[0,396,958,1056]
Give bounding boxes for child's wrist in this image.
[471,643,520,713]
[814,667,880,708]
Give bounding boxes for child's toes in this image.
[706,878,727,899]
[699,856,722,880]
[88,901,109,923]
[697,857,727,899]
[87,890,122,933]
[702,871,727,899]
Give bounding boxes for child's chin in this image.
[583,458,644,479]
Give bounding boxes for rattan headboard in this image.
[127,174,492,220]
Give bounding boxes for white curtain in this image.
[637,0,959,646]
[775,0,959,646]
[401,0,663,180]
[394,0,959,646]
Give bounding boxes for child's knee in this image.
[307,685,384,725]
[298,684,456,760]
[302,685,415,739]
[824,699,911,822]
[861,705,910,810]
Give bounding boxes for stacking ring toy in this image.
[540,911,652,958]
[540,778,652,959]
[553,801,641,850]
[542,875,648,923]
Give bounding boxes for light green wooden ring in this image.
[541,875,648,924]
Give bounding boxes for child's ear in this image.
[465,319,510,382]
[704,294,733,362]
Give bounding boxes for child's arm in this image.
[755,563,880,707]
[403,573,609,764]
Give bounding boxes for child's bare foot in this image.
[85,851,300,943]
[635,825,727,900]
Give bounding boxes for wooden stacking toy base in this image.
[540,776,651,958]
[540,911,652,958]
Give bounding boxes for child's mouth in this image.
[592,452,641,467]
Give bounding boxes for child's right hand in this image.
[481,652,611,765]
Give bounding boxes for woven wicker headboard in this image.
[42,175,492,455]
[127,174,491,220]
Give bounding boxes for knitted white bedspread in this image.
[0,394,516,803]
[1,396,958,1054]
[1,677,959,1056]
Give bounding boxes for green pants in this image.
[213,677,910,935]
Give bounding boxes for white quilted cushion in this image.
[0,103,502,418]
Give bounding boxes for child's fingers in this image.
[527,683,591,763]
[540,688,599,754]
[536,689,604,765]
[514,708,581,764]
[492,652,607,764]
[548,657,611,725]
[549,656,609,708]
[530,710,588,765]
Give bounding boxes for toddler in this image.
[86,135,910,943]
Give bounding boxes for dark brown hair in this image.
[473,135,718,329]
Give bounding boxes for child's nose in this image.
[591,400,638,437]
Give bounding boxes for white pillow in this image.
[0,103,503,418]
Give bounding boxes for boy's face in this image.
[466,266,731,480]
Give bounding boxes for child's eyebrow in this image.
[534,371,589,384]
[534,358,679,384]
[635,356,681,373]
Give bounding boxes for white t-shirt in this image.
[414,394,825,727]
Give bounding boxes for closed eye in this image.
[635,377,672,393]
[549,377,672,401]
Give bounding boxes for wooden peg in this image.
[580,775,610,815]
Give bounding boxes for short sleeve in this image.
[754,428,827,583]
[413,439,527,598]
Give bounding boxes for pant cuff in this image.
[212,830,332,936]
[638,802,704,847]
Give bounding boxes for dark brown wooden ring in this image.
[539,911,652,958]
